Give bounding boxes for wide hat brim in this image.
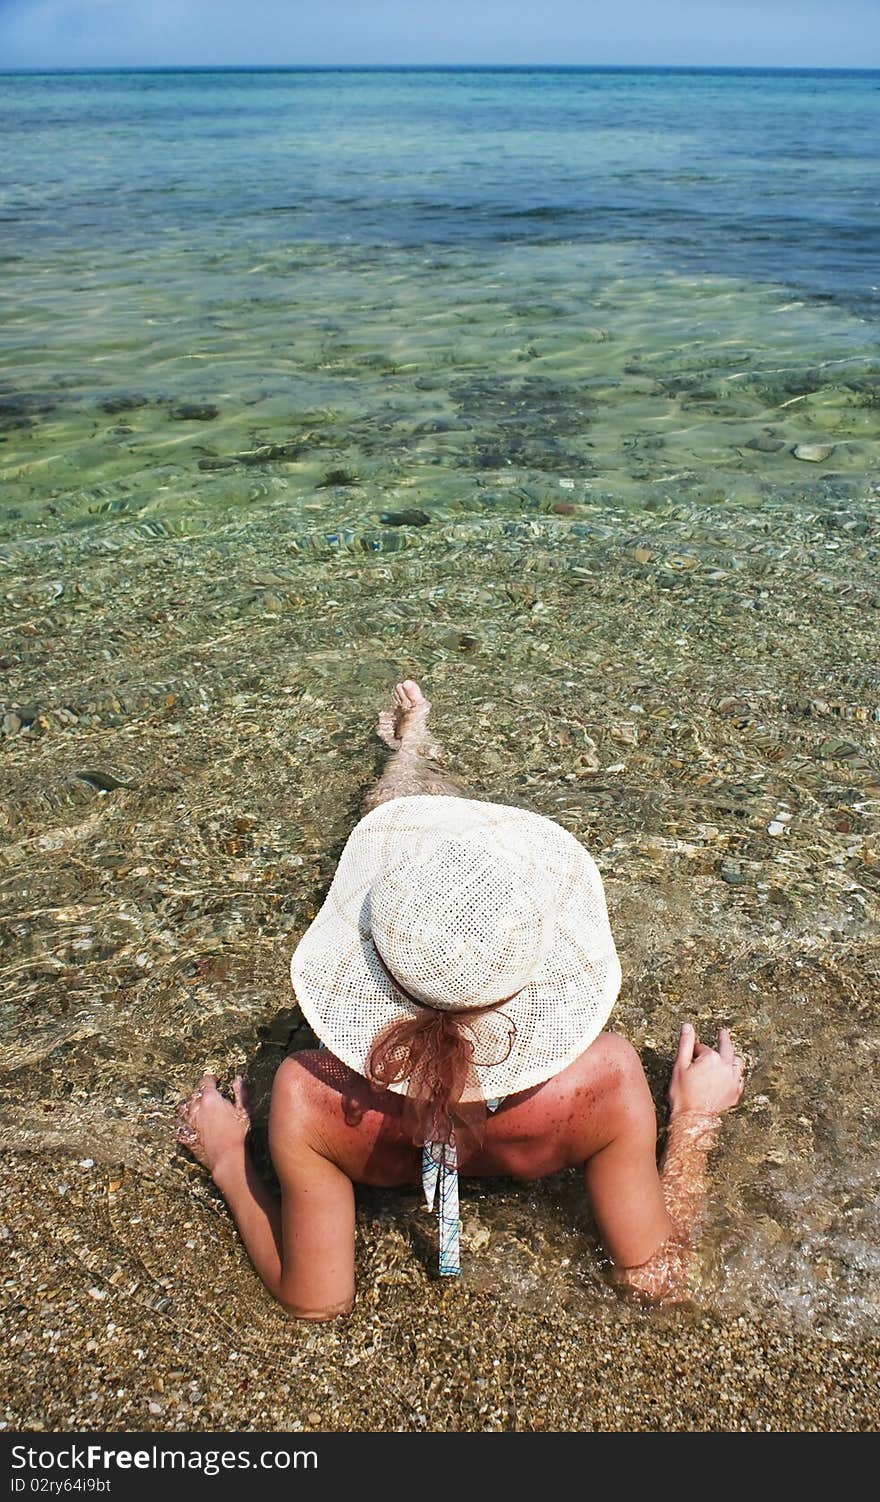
[290,796,621,1103]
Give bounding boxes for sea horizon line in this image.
[2,62,879,76]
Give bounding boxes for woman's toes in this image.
[385,679,432,744]
[396,679,430,715]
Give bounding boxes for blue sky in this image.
[0,0,879,70]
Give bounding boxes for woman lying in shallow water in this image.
[177,679,746,1320]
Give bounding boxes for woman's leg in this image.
[362,679,471,813]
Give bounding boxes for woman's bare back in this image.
[271,1031,648,1187]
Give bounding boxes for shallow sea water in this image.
[1,68,879,1356]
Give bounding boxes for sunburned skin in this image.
[276,1035,650,1188]
[177,678,745,1320]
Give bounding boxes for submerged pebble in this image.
[793,443,835,462]
[74,769,133,791]
[319,469,360,487]
[234,443,302,465]
[99,395,149,415]
[170,404,219,422]
[379,509,431,527]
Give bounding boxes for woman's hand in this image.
[177,1073,251,1177]
[668,1023,745,1120]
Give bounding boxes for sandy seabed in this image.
[1,1150,877,1432]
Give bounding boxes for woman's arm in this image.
[606,1024,745,1302]
[177,1065,356,1320]
[177,1074,286,1296]
[612,1110,723,1301]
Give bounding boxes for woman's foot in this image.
[376,678,433,750]
[364,678,467,811]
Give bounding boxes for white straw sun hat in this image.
[290,795,621,1101]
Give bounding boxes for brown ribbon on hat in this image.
[366,939,518,1155]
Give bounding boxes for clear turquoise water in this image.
[1,69,879,1347]
[2,67,879,547]
[1,67,879,548]
[2,67,879,294]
